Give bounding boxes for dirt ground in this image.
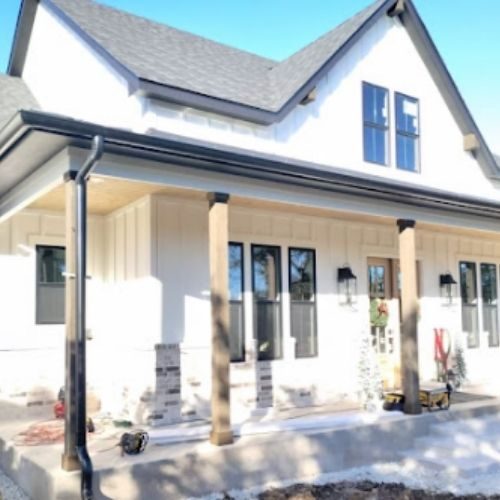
[223,481,500,499]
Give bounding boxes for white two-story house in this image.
[1,0,500,447]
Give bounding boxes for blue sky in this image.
[1,0,499,151]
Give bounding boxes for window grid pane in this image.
[229,243,245,362]
[481,263,499,348]
[460,261,479,348]
[363,83,389,165]
[252,245,282,360]
[36,245,66,325]
[289,248,317,358]
[395,93,419,172]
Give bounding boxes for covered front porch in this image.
[2,119,500,478]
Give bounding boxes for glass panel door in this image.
[252,245,282,360]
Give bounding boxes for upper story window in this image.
[395,93,420,172]
[363,82,389,165]
[36,245,65,324]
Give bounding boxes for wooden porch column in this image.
[208,192,234,446]
[397,219,422,415]
[62,175,79,470]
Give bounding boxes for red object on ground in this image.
[54,400,65,419]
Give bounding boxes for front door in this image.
[368,258,401,390]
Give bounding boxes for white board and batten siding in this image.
[0,210,105,403]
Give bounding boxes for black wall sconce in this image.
[439,273,457,305]
[338,266,357,305]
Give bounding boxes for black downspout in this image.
[75,136,104,500]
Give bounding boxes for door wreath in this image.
[370,298,389,328]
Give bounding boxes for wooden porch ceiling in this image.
[26,176,500,240]
[28,176,205,215]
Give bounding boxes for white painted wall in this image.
[144,15,498,201]
[22,1,145,131]
[1,195,500,419]
[146,194,500,418]
[0,209,105,404]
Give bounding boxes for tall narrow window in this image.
[395,93,419,172]
[229,242,245,362]
[252,245,282,360]
[363,82,389,165]
[460,261,479,348]
[289,248,317,358]
[36,245,65,324]
[481,264,499,347]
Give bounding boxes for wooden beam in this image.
[388,0,405,17]
[61,178,80,470]
[300,87,317,105]
[207,192,234,446]
[463,133,480,152]
[397,219,422,415]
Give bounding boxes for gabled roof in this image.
[9,0,392,123]
[6,0,500,177]
[45,0,386,113]
[0,74,39,129]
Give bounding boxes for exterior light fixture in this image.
[338,266,357,305]
[439,273,457,305]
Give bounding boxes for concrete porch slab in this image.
[1,397,500,500]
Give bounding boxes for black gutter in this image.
[3,110,500,221]
[74,136,104,500]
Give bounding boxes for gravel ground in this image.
[192,460,500,500]
[0,468,30,500]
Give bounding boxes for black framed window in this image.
[395,93,420,172]
[252,245,282,360]
[36,245,65,324]
[229,242,245,362]
[460,261,479,348]
[481,264,499,348]
[289,248,317,358]
[363,82,389,165]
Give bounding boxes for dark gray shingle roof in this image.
[50,0,386,112]
[0,74,39,129]
[494,154,500,168]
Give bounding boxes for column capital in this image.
[63,170,77,182]
[397,219,416,232]
[207,192,230,206]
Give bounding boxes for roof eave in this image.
[8,0,38,76]
[3,110,500,221]
[398,0,500,178]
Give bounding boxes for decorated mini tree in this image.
[358,329,384,411]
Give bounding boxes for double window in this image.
[36,245,66,324]
[459,261,500,349]
[229,243,318,362]
[363,83,420,172]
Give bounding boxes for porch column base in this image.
[61,453,80,471]
[210,429,234,446]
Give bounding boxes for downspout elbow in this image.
[76,135,104,184]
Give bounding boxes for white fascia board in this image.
[93,152,500,234]
[0,148,72,223]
